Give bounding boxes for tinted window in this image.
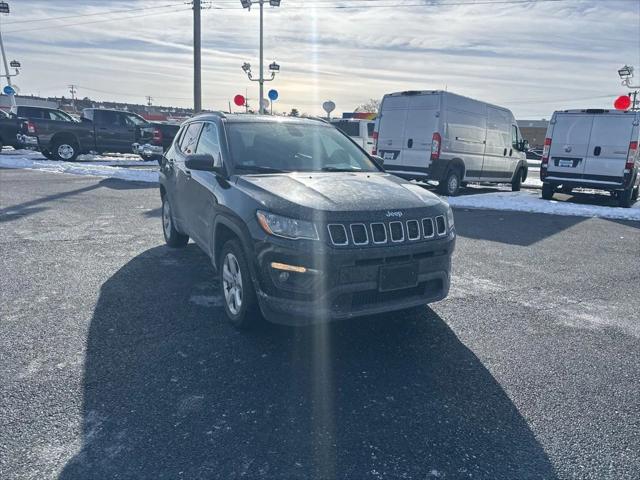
[195,122,222,166]
[48,110,73,122]
[97,110,120,126]
[332,121,360,137]
[512,125,519,147]
[179,123,202,155]
[18,107,45,119]
[123,113,146,127]
[367,122,375,137]
[227,122,378,173]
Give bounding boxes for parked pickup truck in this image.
[133,122,180,163]
[18,108,179,162]
[2,106,76,151]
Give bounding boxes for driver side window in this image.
[195,122,222,166]
[512,125,519,148]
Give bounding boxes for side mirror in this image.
[371,155,385,168]
[185,153,224,175]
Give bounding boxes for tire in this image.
[162,196,189,248]
[632,186,639,202]
[219,239,260,330]
[51,138,79,162]
[541,183,554,200]
[619,187,634,208]
[511,168,523,192]
[438,168,462,196]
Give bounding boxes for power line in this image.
[2,2,186,25]
[206,0,625,9]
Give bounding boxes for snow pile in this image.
[0,155,158,183]
[446,190,640,221]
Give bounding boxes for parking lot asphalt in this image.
[1,168,639,480]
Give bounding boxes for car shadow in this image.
[59,245,556,480]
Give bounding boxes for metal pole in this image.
[193,0,202,113]
[0,20,16,111]
[259,0,264,114]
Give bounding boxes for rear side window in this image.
[367,122,375,137]
[96,110,120,126]
[332,121,360,137]
[195,122,222,166]
[179,122,202,155]
[18,107,45,119]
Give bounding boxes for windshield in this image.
[226,121,379,173]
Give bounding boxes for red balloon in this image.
[234,94,245,107]
[614,95,631,110]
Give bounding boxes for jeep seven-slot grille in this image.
[327,216,448,246]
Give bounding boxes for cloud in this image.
[3,0,638,117]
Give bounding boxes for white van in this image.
[375,90,528,196]
[331,118,376,154]
[540,109,640,207]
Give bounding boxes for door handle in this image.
[593,146,601,156]
[503,148,507,156]
[407,138,413,148]
[509,148,513,156]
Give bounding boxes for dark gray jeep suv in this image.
[160,113,455,329]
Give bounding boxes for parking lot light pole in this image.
[240,0,280,114]
[0,2,18,111]
[618,65,640,111]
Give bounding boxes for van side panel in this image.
[482,106,513,180]
[443,94,486,180]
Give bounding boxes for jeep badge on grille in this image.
[385,211,403,218]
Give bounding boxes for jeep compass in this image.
[159,113,455,328]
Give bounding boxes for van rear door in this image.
[584,114,635,182]
[402,94,440,172]
[548,114,593,178]
[377,94,410,167]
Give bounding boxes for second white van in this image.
[375,90,528,196]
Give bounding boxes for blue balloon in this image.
[3,85,15,95]
[268,89,278,101]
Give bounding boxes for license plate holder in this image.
[559,159,574,168]
[379,263,419,292]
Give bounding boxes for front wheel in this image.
[438,169,462,196]
[541,183,554,200]
[51,139,79,162]
[162,196,189,248]
[219,240,261,330]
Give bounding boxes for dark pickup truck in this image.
[19,108,179,162]
[2,106,76,150]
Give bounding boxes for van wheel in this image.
[162,196,189,247]
[619,187,635,208]
[541,183,554,200]
[438,169,461,196]
[632,186,639,202]
[511,168,523,191]
[219,240,261,330]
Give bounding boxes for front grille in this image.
[389,222,404,242]
[435,215,446,236]
[326,216,447,246]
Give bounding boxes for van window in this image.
[512,125,519,147]
[332,121,360,137]
[367,122,375,137]
[179,122,202,155]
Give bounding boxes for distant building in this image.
[0,94,59,111]
[518,119,549,148]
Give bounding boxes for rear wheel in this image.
[511,168,523,192]
[632,186,639,202]
[438,168,462,196]
[51,139,79,162]
[619,186,635,208]
[541,183,554,200]
[219,240,260,330]
[162,196,189,247]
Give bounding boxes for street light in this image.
[240,0,281,114]
[0,1,18,112]
[9,59,19,68]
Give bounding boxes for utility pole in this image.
[68,84,77,110]
[0,2,18,111]
[193,0,202,113]
[146,95,153,106]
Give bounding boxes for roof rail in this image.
[195,110,227,118]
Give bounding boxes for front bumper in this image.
[132,142,163,159]
[252,231,455,325]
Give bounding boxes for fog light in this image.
[278,271,290,282]
[270,262,307,273]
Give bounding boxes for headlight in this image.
[446,205,455,229]
[256,210,318,240]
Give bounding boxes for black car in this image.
[160,113,455,329]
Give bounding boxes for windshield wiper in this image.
[320,166,363,172]
[235,165,288,174]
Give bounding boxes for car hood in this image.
[235,172,443,213]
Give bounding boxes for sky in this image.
[1,0,639,118]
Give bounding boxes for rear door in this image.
[548,114,593,177]
[584,114,635,181]
[94,110,135,153]
[173,122,203,233]
[376,95,410,168]
[402,94,440,171]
